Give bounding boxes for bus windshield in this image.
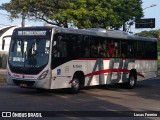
[8,37,50,74]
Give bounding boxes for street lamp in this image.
[143,4,157,10]
[126,4,157,33]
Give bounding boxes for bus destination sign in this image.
[18,31,47,36]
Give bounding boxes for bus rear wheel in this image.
[70,77,80,94]
[126,74,137,89]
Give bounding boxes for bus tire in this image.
[126,73,137,89]
[70,77,80,94]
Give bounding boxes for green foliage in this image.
[136,29,160,38]
[0,0,143,29]
[135,30,160,41]
[135,30,160,51]
[158,42,160,51]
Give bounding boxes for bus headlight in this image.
[38,70,48,80]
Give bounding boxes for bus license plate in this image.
[20,83,28,87]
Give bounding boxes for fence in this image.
[0,53,7,69]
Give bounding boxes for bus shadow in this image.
[1,78,160,102]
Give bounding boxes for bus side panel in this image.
[51,64,73,89]
[50,59,157,89]
[84,60,99,86]
[103,60,111,84]
[135,60,157,81]
[50,60,88,89]
[84,59,112,86]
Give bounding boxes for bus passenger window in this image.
[84,47,90,57]
[91,41,98,57]
[98,42,107,57]
[121,42,127,58]
[52,45,60,57]
[52,36,68,58]
[108,41,115,57]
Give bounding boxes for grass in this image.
[158,56,160,71]
[0,70,6,83]
[158,61,160,71]
[0,76,6,83]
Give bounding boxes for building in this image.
[0,26,18,54]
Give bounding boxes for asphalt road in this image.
[0,77,160,120]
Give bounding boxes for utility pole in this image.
[143,4,157,10]
[21,12,25,27]
[123,24,126,31]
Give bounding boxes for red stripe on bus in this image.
[137,73,145,78]
[85,69,144,78]
[78,58,98,60]
[78,58,157,60]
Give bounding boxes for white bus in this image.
[6,26,157,93]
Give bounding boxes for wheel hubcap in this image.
[130,76,135,86]
[72,79,79,89]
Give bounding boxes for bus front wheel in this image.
[126,74,137,89]
[70,77,80,94]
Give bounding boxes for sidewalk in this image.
[0,69,7,77]
[0,69,7,84]
[157,71,160,77]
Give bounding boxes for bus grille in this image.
[13,79,35,87]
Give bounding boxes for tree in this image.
[111,0,143,30]
[135,30,160,51]
[0,0,73,27]
[0,0,143,29]
[135,30,160,41]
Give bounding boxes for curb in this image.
[0,69,7,75]
[0,69,7,84]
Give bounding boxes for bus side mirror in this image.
[2,39,5,50]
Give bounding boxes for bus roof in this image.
[13,26,157,42]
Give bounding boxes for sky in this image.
[0,0,160,33]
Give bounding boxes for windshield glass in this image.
[8,37,50,74]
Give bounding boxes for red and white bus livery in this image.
[7,27,157,93]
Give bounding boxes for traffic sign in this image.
[135,18,155,28]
